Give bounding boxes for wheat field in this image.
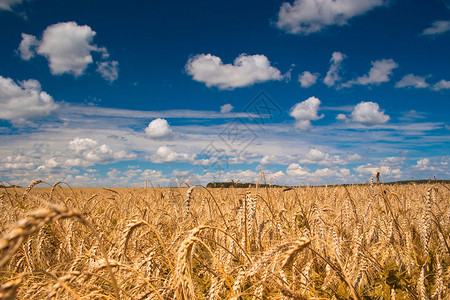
[0,178,448,299]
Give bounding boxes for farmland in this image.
[0,179,449,299]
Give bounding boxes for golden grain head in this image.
[0,180,447,299]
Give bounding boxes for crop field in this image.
[0,179,449,299]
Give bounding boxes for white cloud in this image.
[433,79,450,91]
[36,158,60,172]
[66,137,135,166]
[343,59,398,87]
[286,163,351,182]
[421,20,450,36]
[260,155,284,165]
[289,96,324,130]
[18,33,39,60]
[354,164,402,178]
[286,163,310,177]
[347,154,362,161]
[299,71,319,88]
[0,75,59,121]
[299,148,346,165]
[113,151,137,160]
[0,0,26,10]
[381,156,404,166]
[220,103,234,113]
[415,158,433,170]
[150,146,193,163]
[324,52,345,87]
[311,167,349,178]
[350,101,390,126]
[141,169,164,179]
[19,22,115,79]
[395,74,429,88]
[2,154,34,170]
[185,53,283,89]
[38,22,101,76]
[414,157,450,174]
[68,137,98,153]
[96,61,119,82]
[336,113,348,121]
[414,157,449,175]
[145,118,173,140]
[276,0,385,34]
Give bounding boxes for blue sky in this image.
[1,0,449,187]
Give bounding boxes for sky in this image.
[0,0,449,187]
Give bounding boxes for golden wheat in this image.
[0,180,447,299]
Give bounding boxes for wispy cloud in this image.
[276,0,386,35]
[324,52,345,87]
[421,20,450,36]
[433,79,450,91]
[0,100,447,186]
[342,59,398,88]
[396,74,430,88]
[0,0,29,11]
[59,103,266,120]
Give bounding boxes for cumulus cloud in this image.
[289,96,324,130]
[395,74,429,88]
[299,148,346,165]
[66,137,135,166]
[2,154,34,170]
[37,22,102,75]
[0,75,59,121]
[276,0,385,34]
[433,79,450,91]
[354,164,402,178]
[347,154,362,161]
[311,167,350,178]
[18,22,117,80]
[141,169,164,179]
[286,163,350,181]
[220,103,234,113]
[324,52,345,87]
[415,158,431,170]
[185,53,283,89]
[36,158,60,172]
[69,137,98,153]
[336,113,348,121]
[343,59,398,87]
[299,71,319,88]
[150,146,193,163]
[421,20,450,36]
[381,156,404,166]
[96,60,119,82]
[260,155,287,165]
[286,163,310,177]
[350,101,390,126]
[145,118,173,140]
[412,158,448,172]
